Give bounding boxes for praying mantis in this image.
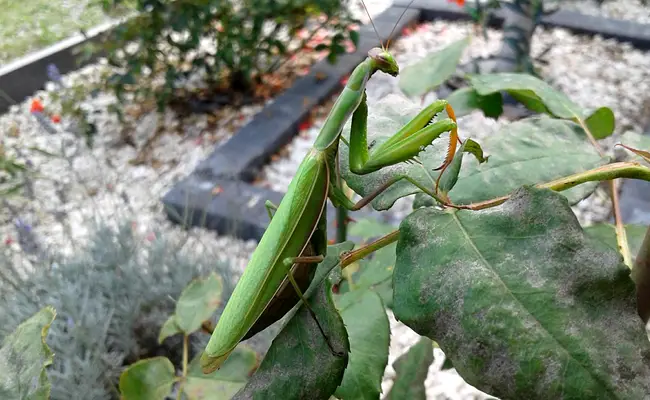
[201,3,461,374]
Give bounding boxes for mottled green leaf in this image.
[447,115,609,205]
[233,280,349,400]
[585,107,616,140]
[175,272,223,334]
[333,291,390,400]
[446,87,503,119]
[467,73,616,138]
[342,103,609,210]
[185,346,258,400]
[584,223,648,265]
[158,315,182,344]
[399,36,471,97]
[119,357,176,400]
[384,337,434,400]
[393,186,650,399]
[0,307,56,400]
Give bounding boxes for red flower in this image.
[448,0,465,6]
[30,99,44,114]
[298,120,311,132]
[51,114,61,123]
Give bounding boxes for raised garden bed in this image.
[162,1,650,242]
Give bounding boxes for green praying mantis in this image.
[201,4,462,374]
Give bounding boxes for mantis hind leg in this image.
[283,256,345,358]
[329,172,452,210]
[265,200,279,221]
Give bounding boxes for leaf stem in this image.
[633,226,650,324]
[177,334,189,400]
[340,229,400,268]
[576,117,605,158]
[452,162,650,211]
[576,117,632,268]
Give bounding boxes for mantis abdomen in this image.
[202,149,331,372]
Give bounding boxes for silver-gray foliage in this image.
[0,222,241,400]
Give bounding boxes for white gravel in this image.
[1,1,649,399]
[564,0,650,24]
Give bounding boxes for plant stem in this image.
[633,226,650,324]
[453,162,650,211]
[340,229,400,268]
[574,116,633,267]
[176,334,189,400]
[609,179,632,268]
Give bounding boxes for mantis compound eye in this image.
[368,47,399,76]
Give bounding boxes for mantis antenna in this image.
[359,0,384,49]
[386,0,418,48]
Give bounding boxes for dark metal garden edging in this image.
[393,0,650,50]
[162,1,650,241]
[0,18,131,114]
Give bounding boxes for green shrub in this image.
[0,221,257,400]
[95,0,359,109]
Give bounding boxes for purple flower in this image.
[47,64,62,83]
[14,218,32,232]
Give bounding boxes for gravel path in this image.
[1,1,649,399]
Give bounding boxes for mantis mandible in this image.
[201,4,460,373]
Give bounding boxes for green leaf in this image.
[348,218,396,240]
[338,221,397,308]
[467,73,617,139]
[0,307,56,400]
[437,138,488,194]
[158,315,182,344]
[468,73,582,119]
[309,242,356,294]
[184,346,258,400]
[584,224,649,265]
[333,291,390,400]
[447,115,609,205]
[384,337,434,400]
[393,186,650,399]
[349,29,360,46]
[399,36,471,97]
[446,87,503,119]
[341,100,609,210]
[233,280,350,399]
[119,357,176,400]
[174,272,223,334]
[585,107,616,140]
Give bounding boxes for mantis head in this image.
[368,47,399,77]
